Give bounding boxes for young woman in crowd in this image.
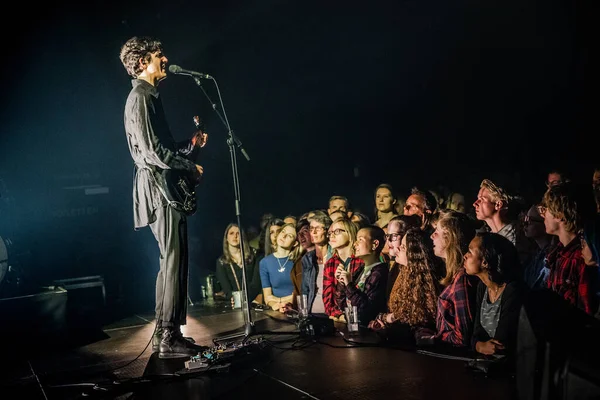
[430,210,478,347]
[323,217,361,320]
[373,183,399,229]
[215,223,262,306]
[464,232,526,357]
[260,223,303,311]
[368,228,442,341]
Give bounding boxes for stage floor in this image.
[2,298,518,399]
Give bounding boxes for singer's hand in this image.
[192,132,208,148]
[195,164,204,176]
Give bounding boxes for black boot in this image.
[158,327,208,359]
[152,326,197,353]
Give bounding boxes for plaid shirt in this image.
[546,237,597,315]
[341,262,389,324]
[435,270,478,347]
[323,254,364,317]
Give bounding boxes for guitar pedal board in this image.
[182,337,267,373]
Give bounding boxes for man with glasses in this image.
[523,204,556,290]
[541,182,598,315]
[545,168,570,189]
[384,215,422,300]
[403,187,438,235]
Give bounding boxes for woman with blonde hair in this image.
[430,210,478,346]
[322,217,362,319]
[259,223,303,311]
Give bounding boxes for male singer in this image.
[119,36,207,358]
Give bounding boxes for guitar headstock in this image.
[193,116,205,132]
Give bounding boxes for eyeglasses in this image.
[310,226,325,233]
[326,228,347,238]
[385,232,401,242]
[536,205,547,216]
[524,216,544,225]
[546,180,562,188]
[404,203,421,211]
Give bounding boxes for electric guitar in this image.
[160,116,205,216]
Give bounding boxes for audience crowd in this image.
[212,165,600,367]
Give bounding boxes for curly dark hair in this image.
[388,228,441,327]
[119,36,163,78]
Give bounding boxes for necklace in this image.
[489,283,506,303]
[276,255,290,273]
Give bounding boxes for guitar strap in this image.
[229,263,242,291]
[137,163,180,210]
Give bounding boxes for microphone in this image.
[168,65,213,79]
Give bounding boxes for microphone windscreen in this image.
[168,65,181,73]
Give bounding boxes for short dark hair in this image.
[411,187,438,213]
[120,36,163,78]
[477,232,521,284]
[361,225,386,254]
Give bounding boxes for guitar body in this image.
[160,169,199,216]
[158,115,205,217]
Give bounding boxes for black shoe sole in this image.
[153,337,196,353]
[158,351,198,359]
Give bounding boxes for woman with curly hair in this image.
[368,228,442,338]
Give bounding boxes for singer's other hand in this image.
[192,132,208,148]
[195,165,204,175]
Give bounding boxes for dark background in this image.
[0,0,594,314]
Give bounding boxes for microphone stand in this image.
[191,76,254,341]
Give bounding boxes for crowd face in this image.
[546,172,563,188]
[227,226,240,248]
[523,206,546,239]
[581,237,597,267]
[376,187,395,214]
[542,209,562,236]
[473,187,496,221]
[277,226,297,251]
[328,199,348,215]
[354,228,375,257]
[431,222,448,259]
[385,221,402,258]
[463,236,484,276]
[270,225,282,246]
[297,224,313,250]
[309,222,327,245]
[396,235,408,265]
[447,193,466,213]
[403,194,424,217]
[328,221,350,250]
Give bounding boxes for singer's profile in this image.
[119,36,209,358]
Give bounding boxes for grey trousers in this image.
[149,205,189,328]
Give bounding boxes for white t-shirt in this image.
[311,262,326,314]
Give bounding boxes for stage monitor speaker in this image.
[0,286,68,345]
[53,275,107,330]
[516,289,600,400]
